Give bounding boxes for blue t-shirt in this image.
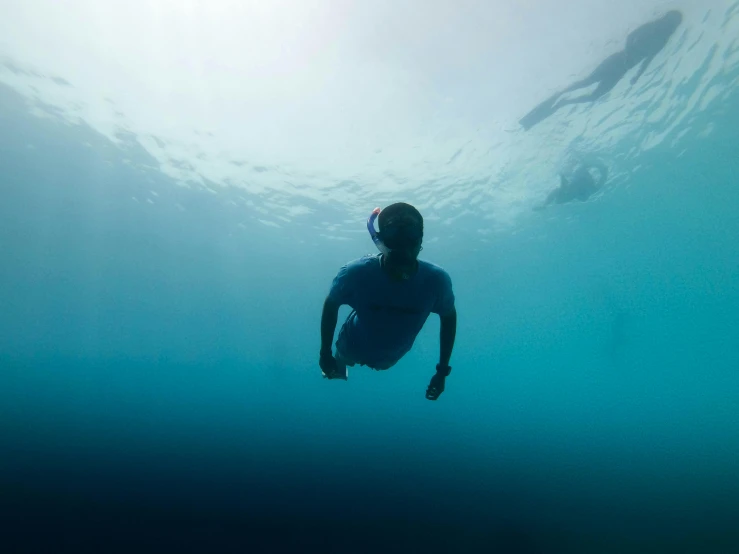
[328,255,455,368]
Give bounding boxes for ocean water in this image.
[1,1,738,552]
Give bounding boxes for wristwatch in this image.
[435,363,452,377]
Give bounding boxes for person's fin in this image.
[519,92,561,130]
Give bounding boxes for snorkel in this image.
[367,207,391,255]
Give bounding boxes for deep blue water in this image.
[2,4,739,553]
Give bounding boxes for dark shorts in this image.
[335,311,400,371]
[335,342,397,371]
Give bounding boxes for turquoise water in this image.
[1,2,739,552]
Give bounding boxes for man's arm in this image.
[426,308,457,401]
[320,296,341,357]
[439,308,457,367]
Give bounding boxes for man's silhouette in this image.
[520,11,683,130]
[534,160,609,210]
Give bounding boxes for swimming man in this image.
[535,160,609,209]
[520,11,683,130]
[319,203,457,401]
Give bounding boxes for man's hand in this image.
[320,352,345,380]
[425,373,446,400]
[426,363,451,400]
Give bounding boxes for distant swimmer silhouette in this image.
[520,10,683,130]
[535,160,608,210]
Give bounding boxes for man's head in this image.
[663,10,683,30]
[378,202,423,262]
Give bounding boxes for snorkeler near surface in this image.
[534,160,609,210]
[520,10,683,131]
[319,202,457,401]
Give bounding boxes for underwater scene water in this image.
[1,1,738,552]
